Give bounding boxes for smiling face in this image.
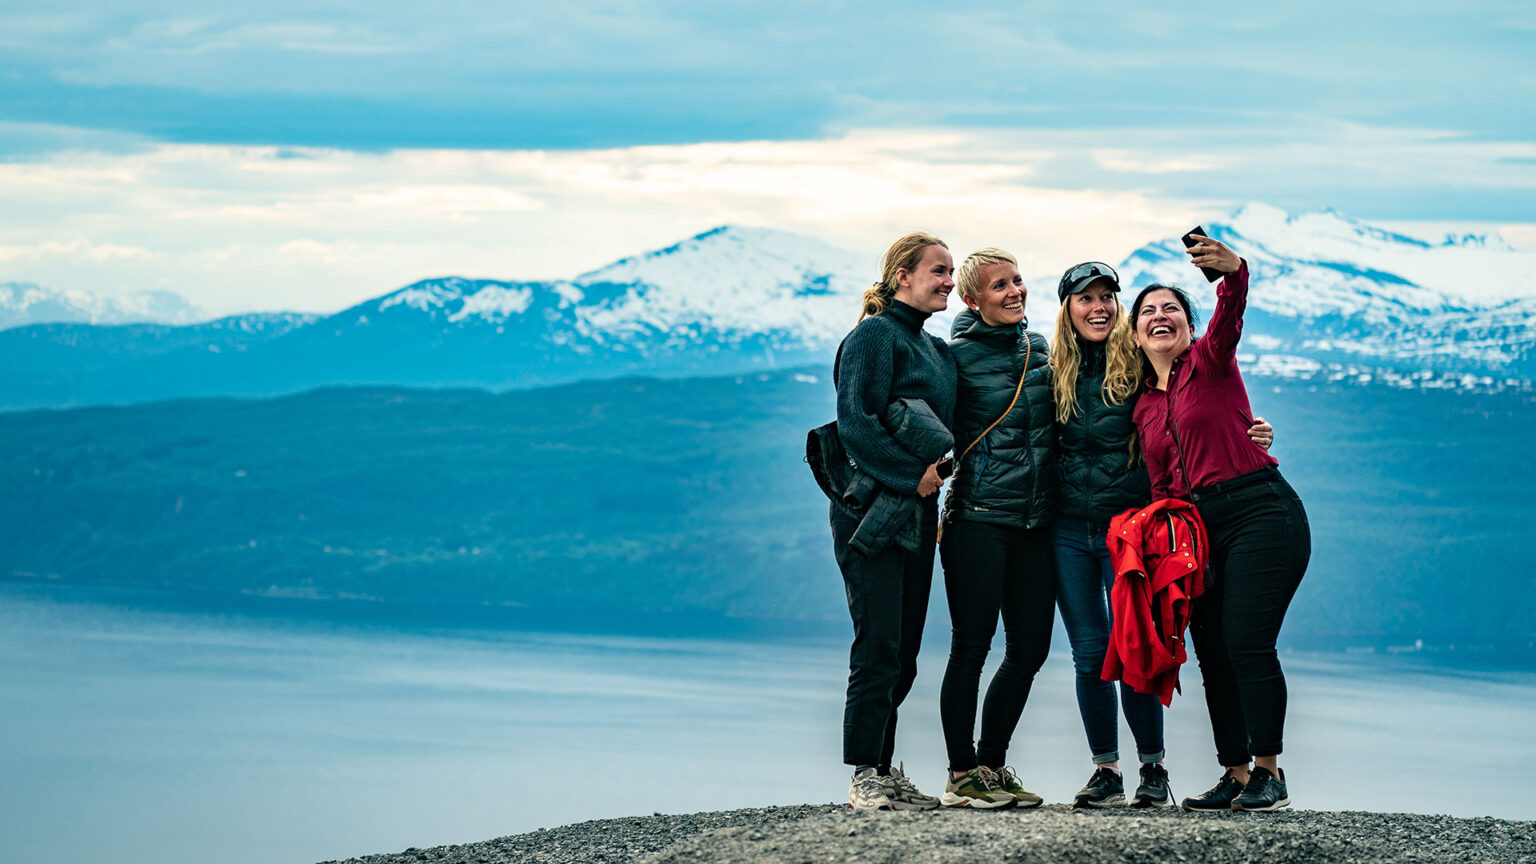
[1068,280,1117,342]
[894,243,955,314]
[967,260,1026,326]
[1134,288,1193,357]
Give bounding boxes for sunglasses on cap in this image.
[1068,262,1118,285]
[1057,261,1121,301]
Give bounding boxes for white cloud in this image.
[1,121,1533,317]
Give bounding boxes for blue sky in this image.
[2,1,1534,312]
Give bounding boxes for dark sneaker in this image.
[1181,771,1245,812]
[881,762,940,811]
[1131,762,1174,808]
[940,767,1017,809]
[1232,767,1290,812]
[991,765,1044,808]
[849,767,892,811]
[1072,766,1125,808]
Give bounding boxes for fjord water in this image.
[2,584,1532,864]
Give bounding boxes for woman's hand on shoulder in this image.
[1247,416,1274,450]
[1186,234,1242,274]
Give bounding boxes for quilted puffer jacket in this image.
[807,397,954,556]
[942,309,1055,530]
[1055,339,1152,522]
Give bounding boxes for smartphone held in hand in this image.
[1181,225,1225,283]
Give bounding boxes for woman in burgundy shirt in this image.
[1129,234,1310,813]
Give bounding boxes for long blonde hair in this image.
[1049,297,1141,425]
[860,232,947,321]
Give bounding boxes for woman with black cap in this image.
[1049,260,1273,810]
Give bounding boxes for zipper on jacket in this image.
[1020,327,1042,524]
[1082,352,1096,516]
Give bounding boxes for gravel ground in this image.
[321,805,1535,864]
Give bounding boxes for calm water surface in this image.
[1,584,1531,864]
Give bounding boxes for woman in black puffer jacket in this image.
[1049,261,1271,811]
[934,247,1055,810]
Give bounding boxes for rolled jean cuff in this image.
[1250,742,1283,758]
[1091,750,1119,765]
[1138,750,1165,764]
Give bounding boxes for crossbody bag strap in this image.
[938,333,1031,542]
[957,331,1031,463]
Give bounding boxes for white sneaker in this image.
[849,767,893,810]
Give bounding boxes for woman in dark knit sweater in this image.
[831,231,957,811]
[1130,234,1309,814]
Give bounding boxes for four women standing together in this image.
[828,229,1306,813]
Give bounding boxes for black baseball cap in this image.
[1057,261,1121,302]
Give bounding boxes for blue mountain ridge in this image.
[1,205,1532,411]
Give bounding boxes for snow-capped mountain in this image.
[322,226,874,379]
[0,282,203,330]
[3,208,1534,410]
[1118,204,1536,382]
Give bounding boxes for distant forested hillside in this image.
[0,370,1531,649]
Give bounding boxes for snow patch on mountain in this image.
[572,226,870,346]
[448,285,533,322]
[1,282,204,330]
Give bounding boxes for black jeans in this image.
[831,499,938,768]
[1189,468,1310,767]
[937,520,1056,770]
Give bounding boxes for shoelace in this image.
[995,765,1021,790]
[1243,770,1272,795]
[887,765,922,796]
[855,775,887,800]
[975,766,1004,792]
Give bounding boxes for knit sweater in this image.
[832,301,958,495]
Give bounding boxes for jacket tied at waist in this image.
[1101,498,1209,707]
[806,397,953,556]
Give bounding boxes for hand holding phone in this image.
[1181,226,1224,283]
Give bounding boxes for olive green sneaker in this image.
[940,766,1017,809]
[991,765,1044,808]
[881,762,940,810]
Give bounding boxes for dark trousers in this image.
[937,519,1055,771]
[1189,469,1310,767]
[831,500,937,768]
[1053,518,1166,764]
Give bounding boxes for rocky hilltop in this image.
[322,804,1534,864]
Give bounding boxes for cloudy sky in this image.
[2,1,1533,314]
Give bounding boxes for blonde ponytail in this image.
[860,231,947,321]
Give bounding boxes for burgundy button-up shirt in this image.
[1132,261,1278,500]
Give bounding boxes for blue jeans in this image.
[1052,518,1165,764]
